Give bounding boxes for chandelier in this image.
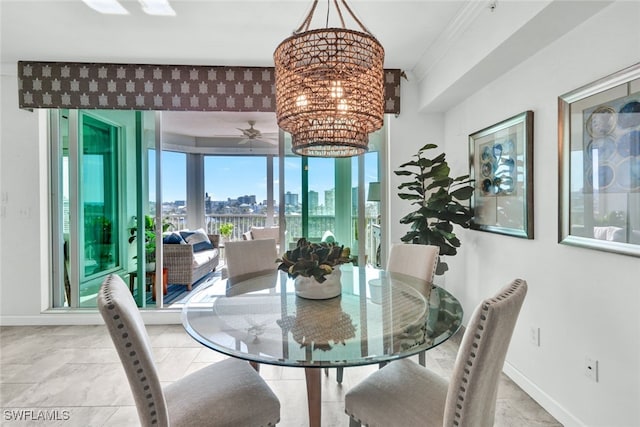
[274,0,385,157]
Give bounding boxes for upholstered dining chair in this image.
[98,274,280,427]
[387,243,439,285]
[344,279,527,427]
[387,243,439,366]
[329,243,440,383]
[223,238,278,282]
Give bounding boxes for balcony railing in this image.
[163,213,380,265]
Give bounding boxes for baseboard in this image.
[0,309,182,326]
[503,361,585,427]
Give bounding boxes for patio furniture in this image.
[163,231,219,290]
[128,268,168,301]
[242,226,281,250]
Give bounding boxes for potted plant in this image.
[219,222,234,241]
[129,215,171,269]
[395,143,474,275]
[277,238,354,299]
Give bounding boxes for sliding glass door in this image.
[78,113,121,303]
[51,110,155,308]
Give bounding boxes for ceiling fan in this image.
[236,120,278,145]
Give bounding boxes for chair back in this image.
[443,279,528,427]
[249,226,280,244]
[97,274,169,427]
[387,243,439,283]
[225,238,278,281]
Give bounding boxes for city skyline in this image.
[152,151,380,204]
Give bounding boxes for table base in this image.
[305,368,321,427]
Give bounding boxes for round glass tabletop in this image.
[181,266,463,368]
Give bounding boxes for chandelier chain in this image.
[294,0,371,35]
[340,0,372,35]
[333,0,346,29]
[296,0,319,34]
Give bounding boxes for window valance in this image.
[17,61,401,114]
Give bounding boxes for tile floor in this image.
[0,324,561,426]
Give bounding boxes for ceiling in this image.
[1,0,469,139]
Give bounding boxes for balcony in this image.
[163,213,380,265]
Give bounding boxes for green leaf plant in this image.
[128,215,171,264]
[395,143,475,275]
[276,238,354,283]
[219,222,234,239]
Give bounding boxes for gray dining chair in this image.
[98,274,280,427]
[387,243,439,366]
[329,243,440,383]
[386,243,439,285]
[223,238,278,282]
[344,279,527,427]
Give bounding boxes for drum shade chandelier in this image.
[274,0,385,157]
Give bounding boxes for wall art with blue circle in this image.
[479,135,517,197]
[583,93,640,193]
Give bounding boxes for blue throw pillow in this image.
[163,232,185,244]
[180,229,214,252]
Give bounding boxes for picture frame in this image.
[558,63,640,257]
[469,111,534,239]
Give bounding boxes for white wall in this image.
[441,2,640,426]
[386,74,445,250]
[0,65,48,317]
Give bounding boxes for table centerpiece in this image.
[276,238,354,299]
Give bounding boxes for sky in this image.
[152,151,380,204]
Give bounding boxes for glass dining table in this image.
[181,265,463,427]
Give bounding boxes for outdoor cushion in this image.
[163,231,186,244]
[250,226,279,243]
[180,228,214,252]
[193,249,218,268]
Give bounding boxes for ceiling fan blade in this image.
[238,138,251,145]
[255,138,278,145]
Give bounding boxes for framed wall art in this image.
[559,62,640,257]
[469,111,534,238]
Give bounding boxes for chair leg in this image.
[325,367,344,384]
[349,417,362,427]
[419,350,426,366]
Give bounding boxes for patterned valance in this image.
[17,61,401,114]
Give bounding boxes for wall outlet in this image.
[529,326,540,347]
[585,356,599,382]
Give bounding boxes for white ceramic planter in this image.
[294,268,342,299]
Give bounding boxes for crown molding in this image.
[412,0,489,82]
